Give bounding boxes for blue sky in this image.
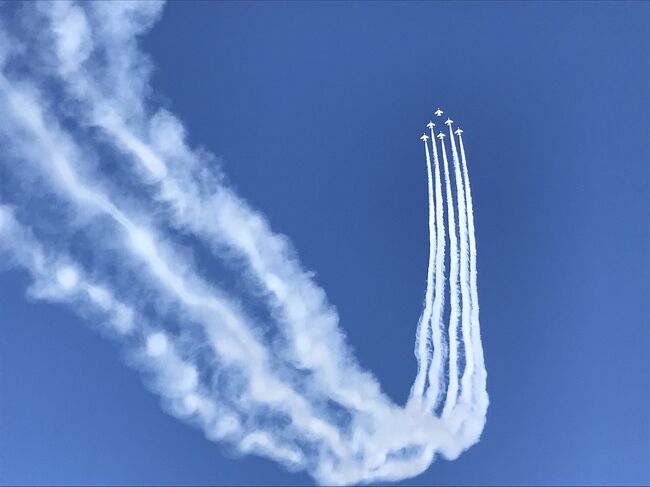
[0,1,648,485]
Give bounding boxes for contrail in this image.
[425,120,447,412]
[0,71,352,463]
[38,2,391,417]
[458,132,488,412]
[0,205,308,468]
[434,133,461,418]
[448,122,474,406]
[0,2,489,484]
[0,58,451,484]
[30,1,388,413]
[410,133,437,403]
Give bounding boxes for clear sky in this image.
[0,1,648,485]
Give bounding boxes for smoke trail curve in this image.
[0,2,488,484]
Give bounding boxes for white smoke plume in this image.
[410,131,437,403]
[424,120,448,413]
[0,2,488,484]
[435,133,461,418]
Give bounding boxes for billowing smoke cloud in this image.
[0,2,488,484]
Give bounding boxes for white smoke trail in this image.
[447,123,474,406]
[0,53,462,485]
[0,2,489,484]
[434,134,461,417]
[458,133,489,412]
[425,121,447,411]
[410,134,437,403]
[33,0,388,415]
[0,71,352,465]
[0,206,231,441]
[0,205,316,468]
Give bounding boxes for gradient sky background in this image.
[1,1,648,485]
